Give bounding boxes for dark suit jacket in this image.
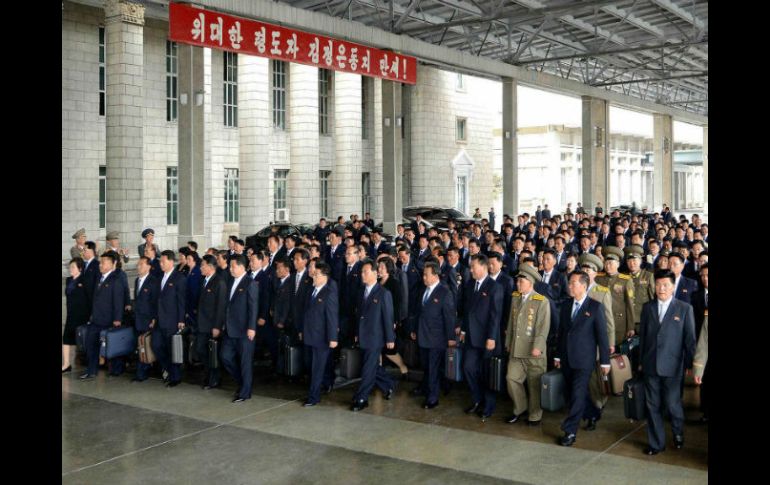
[185,266,202,323]
[492,272,515,344]
[270,275,293,329]
[133,274,159,332]
[290,270,314,332]
[82,258,101,300]
[90,271,127,328]
[302,284,339,347]
[249,269,271,322]
[639,298,696,377]
[538,270,569,308]
[225,275,258,338]
[392,268,410,322]
[354,283,396,350]
[197,273,227,333]
[369,241,391,260]
[674,275,698,305]
[556,297,609,370]
[65,275,91,328]
[325,244,346,282]
[157,270,187,331]
[415,283,456,349]
[459,277,502,351]
[691,288,708,339]
[340,261,363,319]
[554,251,568,273]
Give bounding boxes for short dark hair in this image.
[487,252,503,263]
[359,257,376,273]
[569,270,590,288]
[201,254,217,268]
[293,248,310,262]
[267,234,281,244]
[423,260,440,277]
[700,262,708,272]
[230,254,248,268]
[137,256,151,266]
[377,257,395,276]
[654,269,676,284]
[315,260,332,277]
[667,252,685,264]
[100,250,119,264]
[229,235,239,242]
[188,241,198,250]
[69,257,84,272]
[160,250,176,261]
[273,257,290,270]
[470,253,488,266]
[186,251,201,265]
[85,241,97,251]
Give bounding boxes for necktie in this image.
[475,281,481,293]
[659,303,665,323]
[364,286,371,301]
[571,301,580,321]
[542,272,548,283]
[348,266,352,276]
[99,275,106,286]
[422,288,431,305]
[312,287,319,300]
[705,291,708,307]
[295,273,301,293]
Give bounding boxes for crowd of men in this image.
[64,203,709,454]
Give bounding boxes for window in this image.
[99,166,106,229]
[166,41,178,122]
[166,167,178,225]
[319,170,331,218]
[99,27,105,116]
[224,168,239,222]
[223,52,238,127]
[560,152,569,162]
[456,118,467,142]
[274,170,288,212]
[456,175,468,214]
[361,77,368,139]
[456,73,465,91]
[362,172,371,215]
[272,60,287,129]
[319,69,330,135]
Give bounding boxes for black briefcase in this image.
[488,354,508,392]
[401,337,420,368]
[623,377,646,421]
[277,333,303,376]
[339,347,362,379]
[208,338,219,369]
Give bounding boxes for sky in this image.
[490,84,704,145]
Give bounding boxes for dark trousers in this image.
[258,323,279,365]
[419,347,444,404]
[222,335,256,399]
[303,345,335,386]
[561,366,595,435]
[135,360,151,380]
[338,315,353,347]
[151,327,182,383]
[645,373,685,451]
[354,347,394,402]
[305,345,331,404]
[109,356,126,375]
[462,346,497,414]
[195,331,221,387]
[85,325,108,375]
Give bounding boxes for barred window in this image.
[362,172,371,215]
[319,170,331,218]
[99,27,105,116]
[272,60,287,129]
[166,41,178,122]
[274,170,289,211]
[224,168,239,222]
[223,52,238,127]
[361,77,369,139]
[319,69,330,135]
[166,167,178,225]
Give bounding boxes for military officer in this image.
[625,245,654,335]
[71,228,86,259]
[504,264,550,426]
[595,246,635,346]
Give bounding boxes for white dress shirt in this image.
[230,274,245,300]
[161,270,173,290]
[137,273,148,293]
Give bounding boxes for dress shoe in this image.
[644,446,662,455]
[303,400,318,407]
[350,400,369,412]
[585,417,597,431]
[384,388,394,400]
[423,401,438,409]
[480,411,493,420]
[166,380,180,388]
[464,402,481,414]
[232,397,246,403]
[560,433,576,447]
[410,386,424,396]
[505,414,521,424]
[527,420,542,427]
[61,366,72,374]
[673,435,684,449]
[78,373,95,380]
[131,377,146,383]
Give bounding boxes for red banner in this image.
[169,2,417,84]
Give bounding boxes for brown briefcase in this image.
[138,331,156,364]
[609,354,632,396]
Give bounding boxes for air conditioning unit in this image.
[275,208,290,222]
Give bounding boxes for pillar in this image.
[653,113,674,212]
[703,125,708,218]
[502,77,518,217]
[289,63,320,223]
[381,80,403,234]
[332,71,363,217]
[582,96,610,212]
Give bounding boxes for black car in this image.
[245,223,303,250]
[402,206,475,229]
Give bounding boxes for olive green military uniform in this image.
[693,311,708,380]
[595,246,635,346]
[587,286,614,350]
[505,265,551,422]
[624,245,653,334]
[70,228,86,260]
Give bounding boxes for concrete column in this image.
[239,56,271,236]
[289,63,320,223]
[703,125,708,218]
[653,113,674,212]
[176,43,207,248]
[501,77,518,216]
[372,78,384,221]
[333,71,363,217]
[401,84,412,208]
[581,96,610,211]
[381,80,403,234]
[104,0,145,252]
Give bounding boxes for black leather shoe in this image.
[166,381,180,388]
[464,402,481,414]
[505,414,521,424]
[232,397,246,403]
[410,387,424,396]
[202,384,213,390]
[78,373,95,380]
[384,388,394,400]
[644,446,662,455]
[560,433,576,446]
[527,420,542,426]
[585,418,597,431]
[303,400,318,407]
[673,435,684,449]
[351,400,369,412]
[423,401,438,409]
[61,366,72,374]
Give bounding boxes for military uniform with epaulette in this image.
[625,246,655,334]
[504,264,551,424]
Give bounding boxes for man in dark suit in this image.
[313,218,331,247]
[222,255,259,403]
[436,249,458,305]
[299,261,339,406]
[412,234,431,271]
[131,256,159,382]
[79,251,127,379]
[325,229,346,283]
[446,247,470,299]
[668,253,698,305]
[290,249,314,343]
[541,204,552,220]
[537,249,568,362]
[408,261,457,408]
[196,254,228,389]
[488,252,515,346]
[351,258,396,411]
[150,250,187,387]
[81,241,101,300]
[269,258,293,364]
[459,253,503,420]
[554,270,610,446]
[638,270,696,455]
[267,234,286,269]
[369,228,390,260]
[144,244,163,279]
[397,245,422,331]
[339,246,363,347]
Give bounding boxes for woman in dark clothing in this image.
[185,251,202,327]
[377,257,409,378]
[63,257,90,373]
